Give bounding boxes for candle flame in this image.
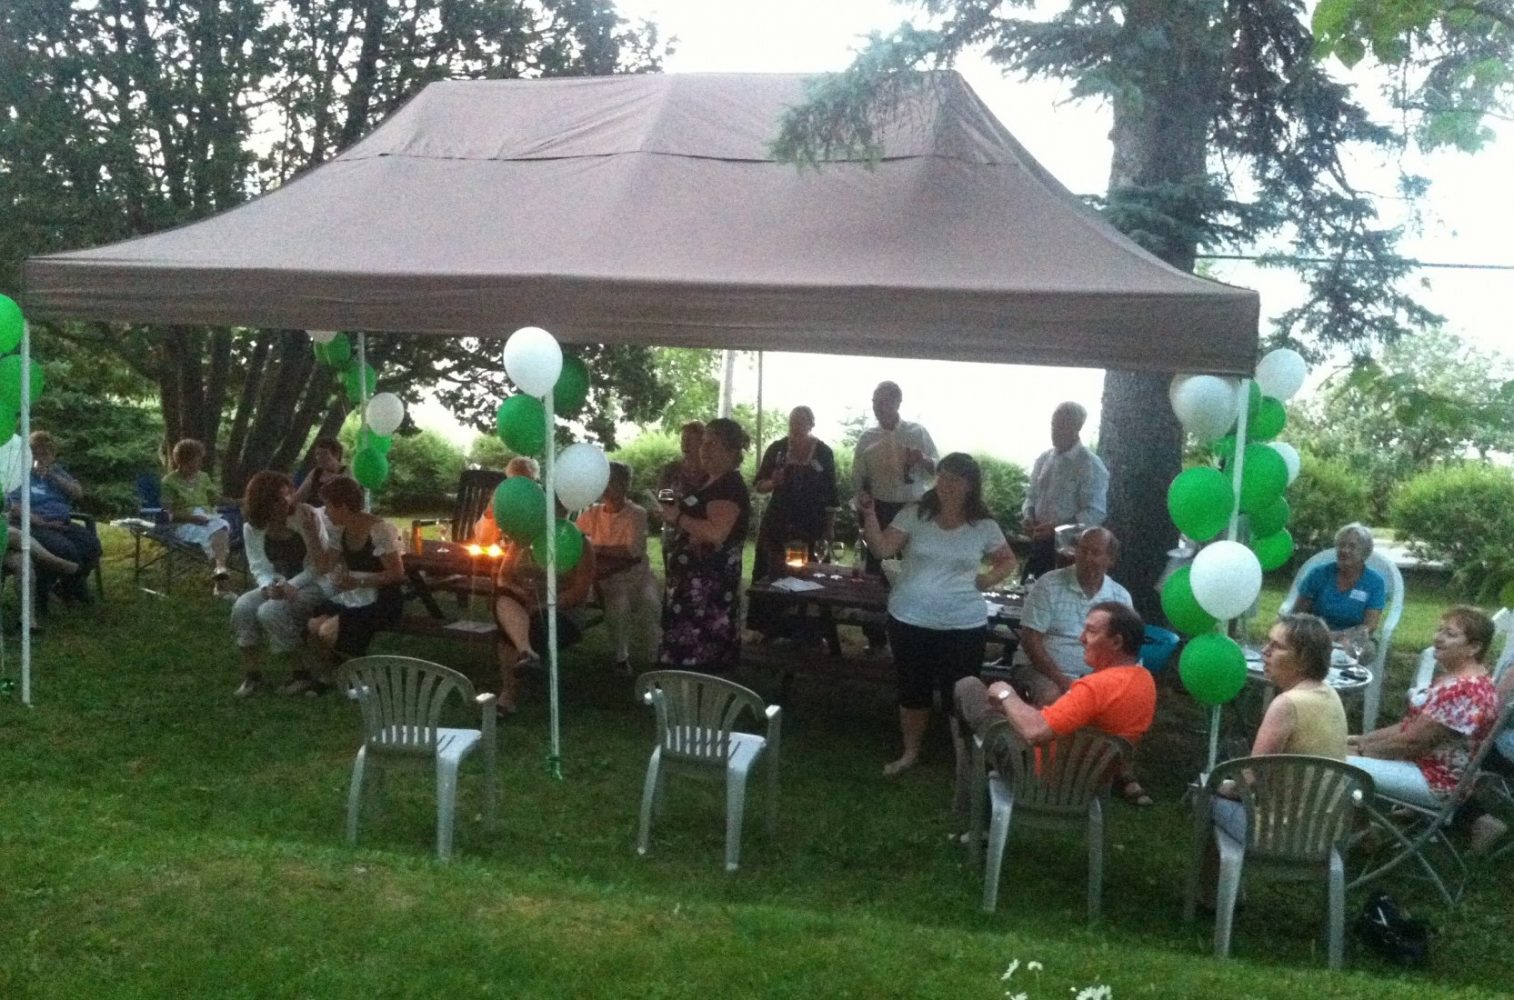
[466,544,483,556]
[486,544,503,558]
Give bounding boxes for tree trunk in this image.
[1097,1,1225,619]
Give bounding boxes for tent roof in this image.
[23,71,1258,373]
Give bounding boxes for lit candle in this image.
[466,544,482,556]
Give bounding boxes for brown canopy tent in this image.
[23,71,1258,373]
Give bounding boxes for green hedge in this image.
[1391,463,1514,598]
[1288,450,1371,556]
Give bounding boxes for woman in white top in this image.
[231,471,328,698]
[859,452,1019,777]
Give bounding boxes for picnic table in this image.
[744,563,1024,691]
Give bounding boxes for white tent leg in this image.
[19,321,32,706]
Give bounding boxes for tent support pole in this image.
[357,332,370,510]
[544,386,561,779]
[1208,377,1252,773]
[718,350,736,418]
[19,321,32,706]
[754,352,764,466]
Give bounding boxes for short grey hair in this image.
[1053,401,1088,429]
[1334,522,1374,557]
[505,456,540,480]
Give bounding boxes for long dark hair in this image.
[918,452,992,524]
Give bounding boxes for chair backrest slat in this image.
[339,656,475,754]
[454,469,507,544]
[985,723,1129,815]
[638,670,766,763]
[1208,755,1372,863]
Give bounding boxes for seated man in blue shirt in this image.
[7,430,100,604]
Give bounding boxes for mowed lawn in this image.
[0,529,1509,999]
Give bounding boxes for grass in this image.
[0,531,1509,998]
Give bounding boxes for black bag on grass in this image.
[1356,892,1433,967]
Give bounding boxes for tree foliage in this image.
[0,0,667,493]
[1289,328,1514,520]
[1313,0,1514,151]
[770,1,1509,612]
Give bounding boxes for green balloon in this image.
[319,333,352,367]
[342,362,377,404]
[1179,632,1249,706]
[531,517,585,572]
[553,356,590,417]
[495,394,546,455]
[1238,443,1288,514]
[1167,467,1234,542]
[1212,435,1237,460]
[1251,529,1294,572]
[0,294,23,353]
[1250,396,1286,441]
[1248,496,1290,538]
[351,446,389,489]
[1161,565,1218,637]
[0,354,44,408]
[357,427,392,455]
[493,476,547,543]
[0,516,8,553]
[0,399,17,435]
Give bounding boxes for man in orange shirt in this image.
[952,601,1156,822]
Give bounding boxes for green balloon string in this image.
[546,753,564,781]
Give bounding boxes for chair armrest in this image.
[764,704,782,745]
[476,690,498,738]
[68,511,98,529]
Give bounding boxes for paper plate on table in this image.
[1331,648,1353,667]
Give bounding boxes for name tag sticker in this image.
[1349,589,1368,602]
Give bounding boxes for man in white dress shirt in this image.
[852,380,938,648]
[1020,401,1109,580]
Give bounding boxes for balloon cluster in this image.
[489,327,606,572]
[309,331,405,490]
[1164,348,1309,706]
[0,294,41,433]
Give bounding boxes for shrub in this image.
[975,453,1028,534]
[467,433,513,471]
[1289,450,1371,555]
[372,430,467,513]
[609,430,681,502]
[1391,463,1514,597]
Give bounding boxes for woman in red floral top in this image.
[1347,606,1500,805]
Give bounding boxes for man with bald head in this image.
[1021,401,1108,580]
[852,380,938,649]
[1011,526,1133,706]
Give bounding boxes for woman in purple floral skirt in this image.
[656,418,751,673]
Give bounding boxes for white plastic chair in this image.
[1280,548,1405,732]
[338,655,498,861]
[1184,755,1373,969]
[970,721,1129,922]
[636,670,781,872]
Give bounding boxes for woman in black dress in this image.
[656,418,752,673]
[752,405,838,580]
[297,475,405,694]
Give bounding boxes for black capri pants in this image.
[886,615,987,711]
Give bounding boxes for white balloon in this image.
[1190,540,1263,621]
[503,326,563,397]
[554,443,610,512]
[308,330,338,344]
[365,392,405,437]
[1254,348,1308,401]
[1268,441,1301,486]
[1168,374,1191,410]
[1172,375,1239,442]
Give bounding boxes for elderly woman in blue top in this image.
[858,452,1019,777]
[7,430,101,605]
[1293,523,1386,648]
